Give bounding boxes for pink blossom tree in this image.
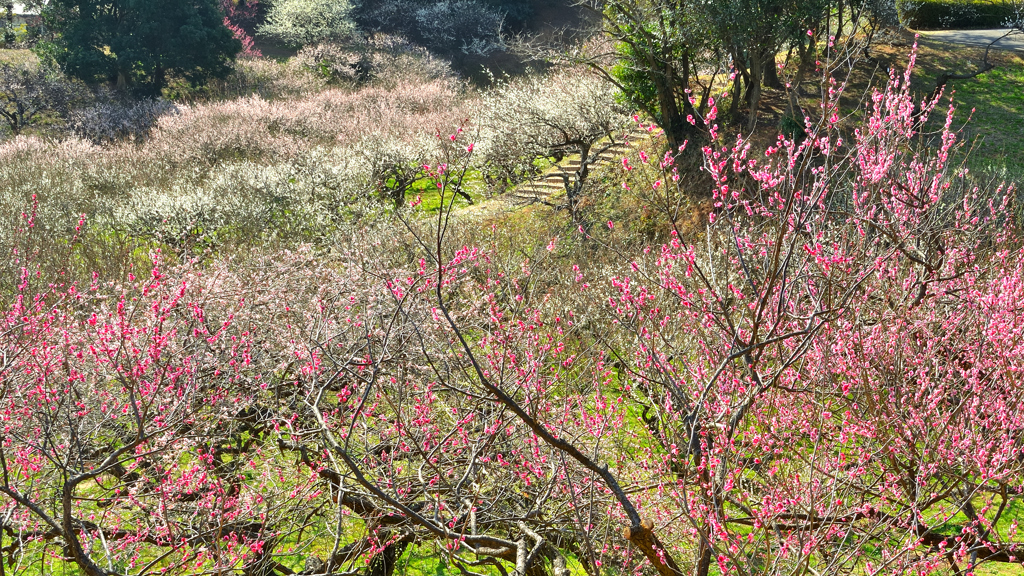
[1,47,1023,576]
[222,0,262,59]
[594,47,1024,576]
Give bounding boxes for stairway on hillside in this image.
[511,125,657,204]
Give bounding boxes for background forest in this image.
[2,1,1024,576]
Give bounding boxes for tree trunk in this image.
[154,64,166,96]
[746,51,764,132]
[567,142,591,226]
[678,53,705,143]
[551,553,570,576]
[655,70,686,152]
[526,554,551,576]
[366,531,414,576]
[729,75,743,122]
[798,33,817,76]
[62,480,110,576]
[836,0,845,44]
[624,520,684,576]
[695,538,713,576]
[763,56,783,90]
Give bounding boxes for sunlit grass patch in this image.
[0,48,37,66]
[873,36,1024,184]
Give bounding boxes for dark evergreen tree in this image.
[37,0,241,93]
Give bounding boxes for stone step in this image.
[626,126,659,136]
[602,141,632,149]
[511,122,658,200]
[519,183,562,192]
[511,195,551,203]
[511,193,556,203]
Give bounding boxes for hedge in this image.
[899,0,1020,29]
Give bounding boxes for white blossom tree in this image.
[0,62,87,136]
[475,70,629,220]
[258,0,358,46]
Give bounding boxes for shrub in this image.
[361,34,457,87]
[487,0,533,30]
[291,36,460,87]
[293,42,368,83]
[69,95,180,144]
[221,0,261,28]
[1011,0,1024,26]
[0,70,472,277]
[1,6,14,48]
[357,0,505,55]
[413,0,504,54]
[208,57,328,100]
[355,0,421,38]
[112,153,376,251]
[347,132,434,207]
[224,19,263,59]
[0,62,87,136]
[221,0,263,58]
[899,0,1020,28]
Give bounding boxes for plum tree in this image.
[258,0,357,47]
[475,71,629,220]
[1,47,1023,576]
[0,62,86,135]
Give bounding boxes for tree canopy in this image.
[257,0,358,47]
[573,0,894,144]
[0,61,87,135]
[37,0,241,93]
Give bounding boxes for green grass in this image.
[406,169,488,213]
[874,36,1024,185]
[978,563,1024,576]
[948,61,1024,184]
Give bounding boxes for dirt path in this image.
[918,28,1024,51]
